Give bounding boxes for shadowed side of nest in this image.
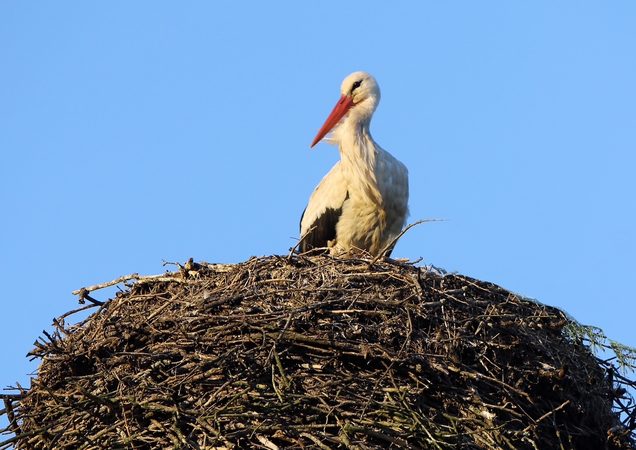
[1,255,635,449]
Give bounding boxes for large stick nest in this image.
[2,255,635,449]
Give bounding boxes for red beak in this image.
[310,94,355,148]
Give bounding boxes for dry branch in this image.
[370,218,445,265]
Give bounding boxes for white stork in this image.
[299,71,409,257]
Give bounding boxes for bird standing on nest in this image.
[299,71,409,257]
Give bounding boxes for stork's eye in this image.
[351,80,362,94]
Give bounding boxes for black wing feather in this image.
[299,205,343,253]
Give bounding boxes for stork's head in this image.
[310,71,381,148]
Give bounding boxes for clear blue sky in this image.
[1,2,635,409]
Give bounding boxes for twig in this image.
[56,304,99,322]
[72,272,206,297]
[533,400,570,425]
[300,432,331,450]
[72,273,139,296]
[369,219,446,266]
[344,424,418,449]
[288,226,317,260]
[162,259,183,268]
